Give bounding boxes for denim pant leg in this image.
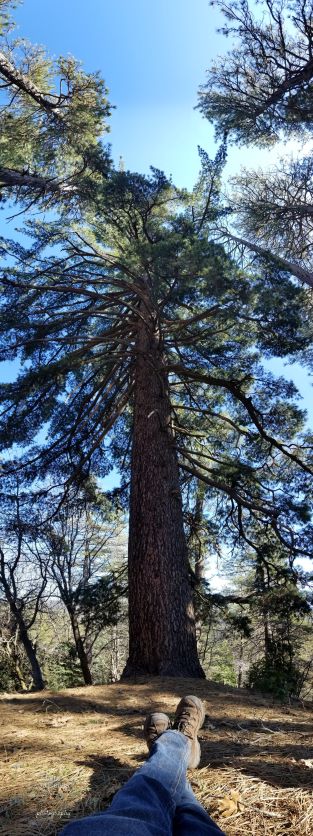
[173,782,226,836]
[60,730,190,836]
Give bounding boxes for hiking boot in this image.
[143,712,171,751]
[173,695,205,768]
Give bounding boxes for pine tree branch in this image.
[0,166,75,195]
[0,50,65,114]
[170,363,313,475]
[221,229,313,288]
[178,451,275,515]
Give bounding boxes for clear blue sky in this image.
[1,0,312,426]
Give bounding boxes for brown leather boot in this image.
[143,712,171,751]
[173,695,205,767]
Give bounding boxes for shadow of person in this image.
[76,753,136,808]
[32,753,137,834]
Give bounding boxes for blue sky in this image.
[1,0,312,427]
[13,0,222,186]
[12,0,284,184]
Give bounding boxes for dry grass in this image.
[0,677,313,835]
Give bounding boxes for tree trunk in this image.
[9,626,28,691]
[109,624,119,683]
[12,655,28,691]
[0,623,28,691]
[123,307,204,678]
[191,482,206,583]
[69,608,93,685]
[18,625,45,691]
[258,563,273,657]
[3,600,45,691]
[264,613,272,657]
[237,636,244,689]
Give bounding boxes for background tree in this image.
[198,0,313,293]
[0,600,29,690]
[198,0,313,145]
[228,157,313,265]
[44,492,126,684]
[0,477,47,689]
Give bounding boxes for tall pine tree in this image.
[0,3,312,677]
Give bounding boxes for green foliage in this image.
[198,0,313,295]
[78,574,125,634]
[0,8,311,568]
[227,613,252,639]
[0,1,19,35]
[0,12,112,207]
[42,641,83,690]
[230,157,313,264]
[0,648,29,691]
[248,640,302,700]
[0,157,311,557]
[207,639,237,686]
[0,652,18,690]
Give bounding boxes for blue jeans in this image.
[60,730,225,835]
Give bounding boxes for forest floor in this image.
[0,677,313,836]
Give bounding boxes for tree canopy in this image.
[198,0,313,145]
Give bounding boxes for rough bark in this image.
[8,616,28,691]
[11,654,28,691]
[122,303,204,678]
[109,624,119,683]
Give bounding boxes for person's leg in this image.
[60,696,224,836]
[173,782,225,836]
[171,697,225,836]
[60,727,189,836]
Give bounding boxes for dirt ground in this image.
[0,677,313,836]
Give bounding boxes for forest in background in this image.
[0,0,313,700]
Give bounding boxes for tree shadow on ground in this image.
[1,689,153,717]
[2,676,312,718]
[1,676,313,833]
[200,739,313,790]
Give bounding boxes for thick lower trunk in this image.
[69,609,93,685]
[123,313,204,678]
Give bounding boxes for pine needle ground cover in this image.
[0,678,312,836]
